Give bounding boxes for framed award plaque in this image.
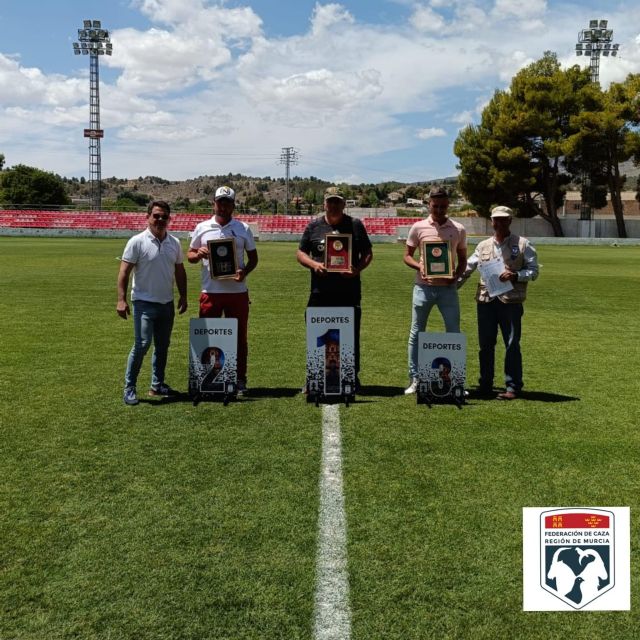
[421,240,453,277]
[324,233,352,273]
[207,238,238,279]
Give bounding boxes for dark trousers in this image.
[477,300,524,392]
[307,293,362,376]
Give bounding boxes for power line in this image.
[279,147,299,215]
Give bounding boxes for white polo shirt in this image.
[122,229,184,303]
[190,217,256,294]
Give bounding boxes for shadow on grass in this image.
[517,390,580,403]
[357,385,405,397]
[465,389,580,403]
[244,387,302,399]
[136,393,191,406]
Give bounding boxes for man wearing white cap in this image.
[188,186,258,394]
[460,206,539,400]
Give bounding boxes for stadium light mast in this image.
[72,19,113,211]
[574,19,619,221]
[279,147,299,215]
[575,18,619,85]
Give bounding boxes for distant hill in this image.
[62,173,460,212]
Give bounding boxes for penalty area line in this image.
[313,403,351,640]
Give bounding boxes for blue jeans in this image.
[124,300,175,389]
[407,284,460,379]
[477,300,523,392]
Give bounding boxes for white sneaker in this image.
[404,379,418,395]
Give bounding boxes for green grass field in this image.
[1,237,639,639]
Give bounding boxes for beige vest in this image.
[475,234,528,304]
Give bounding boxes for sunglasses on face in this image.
[152,214,169,220]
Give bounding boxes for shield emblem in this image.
[540,508,614,609]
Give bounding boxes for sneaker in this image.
[123,386,139,406]
[148,383,178,397]
[237,380,247,396]
[404,378,418,395]
[497,389,518,401]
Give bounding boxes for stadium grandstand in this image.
[0,210,419,236]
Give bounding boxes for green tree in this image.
[0,164,70,207]
[455,52,593,236]
[303,188,318,205]
[117,190,149,206]
[0,154,5,171]
[112,197,142,212]
[402,186,415,200]
[566,74,640,238]
[172,196,191,211]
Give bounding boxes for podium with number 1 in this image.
[306,307,356,406]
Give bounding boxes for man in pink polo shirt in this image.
[403,186,467,394]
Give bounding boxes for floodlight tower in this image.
[575,19,619,85]
[574,19,619,221]
[72,20,113,211]
[279,147,299,215]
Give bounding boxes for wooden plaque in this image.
[324,233,352,273]
[207,238,238,279]
[421,240,453,278]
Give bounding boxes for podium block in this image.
[306,307,355,402]
[417,332,466,404]
[189,318,238,401]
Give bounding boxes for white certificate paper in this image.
[478,257,514,298]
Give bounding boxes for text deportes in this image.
[421,342,462,350]
[194,328,233,335]
[311,317,351,324]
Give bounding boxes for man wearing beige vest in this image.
[460,206,539,400]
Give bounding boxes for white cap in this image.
[214,186,235,201]
[490,205,513,218]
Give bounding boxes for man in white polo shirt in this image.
[403,186,467,394]
[187,186,258,394]
[117,200,188,406]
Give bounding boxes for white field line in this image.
[314,403,351,640]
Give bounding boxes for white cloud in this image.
[492,0,547,20]
[0,53,84,108]
[450,110,474,125]
[134,0,205,24]
[416,127,446,139]
[2,0,640,182]
[410,6,445,32]
[108,27,231,95]
[238,68,383,127]
[310,3,355,36]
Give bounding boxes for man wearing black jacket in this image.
[297,187,373,385]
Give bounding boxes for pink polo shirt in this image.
[407,216,467,286]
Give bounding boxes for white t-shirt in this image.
[190,217,256,293]
[122,229,184,303]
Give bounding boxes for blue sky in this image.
[1,1,640,184]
